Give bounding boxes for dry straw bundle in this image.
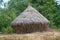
[11,5,50,33]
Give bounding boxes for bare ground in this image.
[0,32,60,40]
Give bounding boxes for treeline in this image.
[0,0,60,33]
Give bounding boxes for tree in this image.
[54,5,60,28]
[0,8,17,31]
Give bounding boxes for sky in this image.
[56,0,60,4]
[3,0,10,2]
[1,0,60,8]
[0,0,10,8]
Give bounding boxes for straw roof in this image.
[11,5,50,33]
[11,5,49,26]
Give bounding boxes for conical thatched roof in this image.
[11,5,49,25]
[11,5,50,33]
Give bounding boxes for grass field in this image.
[0,32,60,40]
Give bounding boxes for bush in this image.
[1,26,14,34]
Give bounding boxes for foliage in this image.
[54,5,60,27]
[1,26,14,34]
[0,8,17,31]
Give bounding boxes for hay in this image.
[11,5,50,33]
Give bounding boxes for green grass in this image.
[56,36,60,40]
[0,38,16,40]
[0,38,5,40]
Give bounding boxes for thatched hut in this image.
[11,5,50,33]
